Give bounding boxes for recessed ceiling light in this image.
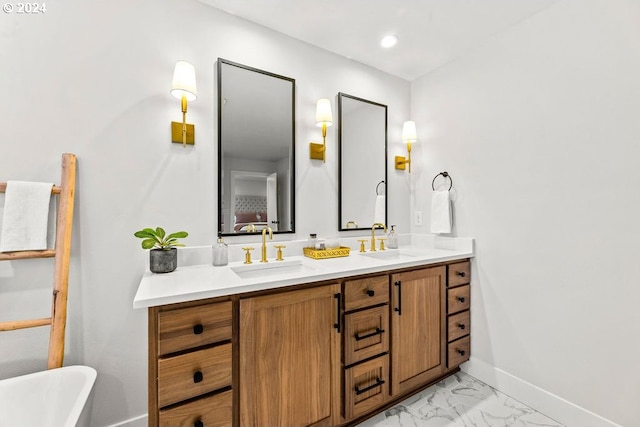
[380,35,399,48]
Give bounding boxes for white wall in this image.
[0,1,409,426]
[411,1,640,426]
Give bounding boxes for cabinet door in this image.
[240,284,341,427]
[390,266,446,396]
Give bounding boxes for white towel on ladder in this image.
[430,190,452,234]
[0,181,54,252]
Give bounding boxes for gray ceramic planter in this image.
[149,248,177,273]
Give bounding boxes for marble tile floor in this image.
[356,372,565,427]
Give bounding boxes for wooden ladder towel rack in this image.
[0,153,77,369]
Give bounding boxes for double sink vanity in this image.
[134,235,474,427]
[133,57,474,427]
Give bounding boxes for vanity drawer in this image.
[344,275,389,311]
[159,389,232,427]
[447,285,470,314]
[344,305,389,366]
[157,343,232,408]
[447,311,470,342]
[448,261,470,288]
[448,335,470,367]
[158,301,232,356]
[344,355,389,420]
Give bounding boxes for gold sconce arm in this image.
[310,123,327,162]
[395,141,412,172]
[396,121,416,173]
[311,98,332,163]
[171,60,196,146]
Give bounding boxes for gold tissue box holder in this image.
[303,246,350,260]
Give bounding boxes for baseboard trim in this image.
[462,357,623,427]
[104,360,626,427]
[103,413,147,427]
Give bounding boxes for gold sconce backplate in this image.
[309,142,325,161]
[395,155,407,170]
[171,121,195,145]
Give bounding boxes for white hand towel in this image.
[0,181,54,252]
[430,190,452,234]
[373,195,385,225]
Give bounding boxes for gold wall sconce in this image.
[395,120,416,172]
[171,60,197,146]
[310,98,333,162]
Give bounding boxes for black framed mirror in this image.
[217,58,295,236]
[338,92,388,231]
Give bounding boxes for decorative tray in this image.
[303,246,350,260]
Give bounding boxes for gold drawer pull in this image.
[354,378,385,396]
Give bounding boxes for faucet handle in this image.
[357,239,367,253]
[274,245,286,261]
[378,238,386,251]
[242,247,254,264]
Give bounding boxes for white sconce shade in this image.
[402,120,417,142]
[171,60,197,101]
[315,98,333,127]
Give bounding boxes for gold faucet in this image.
[370,223,386,252]
[246,223,257,232]
[346,220,358,229]
[261,226,273,262]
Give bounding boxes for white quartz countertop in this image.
[133,234,474,309]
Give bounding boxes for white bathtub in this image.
[0,365,97,427]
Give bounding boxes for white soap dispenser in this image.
[212,234,229,266]
[387,225,398,249]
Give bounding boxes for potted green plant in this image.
[134,227,188,273]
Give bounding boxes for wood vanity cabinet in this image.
[148,299,233,427]
[342,275,390,421]
[390,266,447,396]
[239,284,341,427]
[446,260,471,367]
[147,258,471,427]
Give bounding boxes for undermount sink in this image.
[230,258,314,279]
[359,249,420,260]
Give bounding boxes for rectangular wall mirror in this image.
[338,92,388,231]
[217,58,296,236]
